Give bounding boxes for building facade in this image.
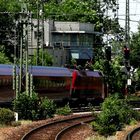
[29,19,101,66]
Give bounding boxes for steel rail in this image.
[126,126,140,140]
[21,114,92,140]
[55,118,94,140]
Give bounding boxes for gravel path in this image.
[0,115,140,140]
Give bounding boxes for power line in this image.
[119,18,140,22]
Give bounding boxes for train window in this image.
[43,80,45,87]
[61,81,65,87]
[64,81,66,87]
[46,80,49,88]
[7,79,9,85]
[5,79,7,85]
[0,79,1,85]
[42,80,45,87]
[9,79,12,85]
[49,80,52,87]
[3,79,6,85]
[7,79,10,85]
[51,81,55,87]
[40,79,44,87]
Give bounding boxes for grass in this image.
[86,135,116,140]
[19,120,32,125]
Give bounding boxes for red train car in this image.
[70,69,105,105]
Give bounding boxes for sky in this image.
[118,0,140,33]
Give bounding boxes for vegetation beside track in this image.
[91,94,140,136]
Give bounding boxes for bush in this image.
[56,104,72,115]
[0,108,15,125]
[13,92,40,120]
[11,121,21,127]
[92,94,140,136]
[39,97,56,119]
[13,92,57,120]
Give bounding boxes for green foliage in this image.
[134,68,140,90]
[92,94,140,136]
[11,121,21,127]
[0,0,21,12]
[13,92,40,120]
[93,59,104,71]
[32,49,53,66]
[0,108,15,125]
[13,92,56,120]
[56,104,72,116]
[0,0,121,63]
[130,25,140,68]
[39,97,56,118]
[0,50,11,64]
[45,0,98,23]
[93,57,125,94]
[129,27,140,90]
[43,0,119,32]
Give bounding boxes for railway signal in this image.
[123,46,130,60]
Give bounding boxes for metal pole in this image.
[19,19,23,93]
[41,1,45,66]
[25,12,29,95]
[124,0,130,96]
[37,0,40,65]
[125,0,130,47]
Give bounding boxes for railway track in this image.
[55,117,94,140]
[21,114,93,140]
[126,126,140,140]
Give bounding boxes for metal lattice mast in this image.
[125,0,130,47]
[36,0,46,66]
[41,1,45,66]
[36,0,40,65]
[18,2,33,95]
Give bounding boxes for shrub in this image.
[11,121,21,127]
[13,92,40,120]
[92,94,140,136]
[13,92,57,120]
[56,104,72,115]
[39,97,56,119]
[0,108,15,125]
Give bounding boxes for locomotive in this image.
[0,64,106,106]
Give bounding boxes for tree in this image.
[0,0,21,63]
[31,49,53,66]
[93,56,126,94]
[0,0,122,64]
[43,0,120,32]
[0,47,11,64]
[92,94,140,135]
[130,24,140,69]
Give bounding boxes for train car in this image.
[70,69,105,106]
[0,64,15,105]
[0,64,105,106]
[30,65,72,105]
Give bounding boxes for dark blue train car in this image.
[0,64,14,104]
[29,65,72,103]
[0,64,73,104]
[0,64,105,106]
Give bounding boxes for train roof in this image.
[85,70,103,77]
[0,64,72,77]
[0,64,13,76]
[30,66,72,77]
[72,69,103,77]
[0,64,103,77]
